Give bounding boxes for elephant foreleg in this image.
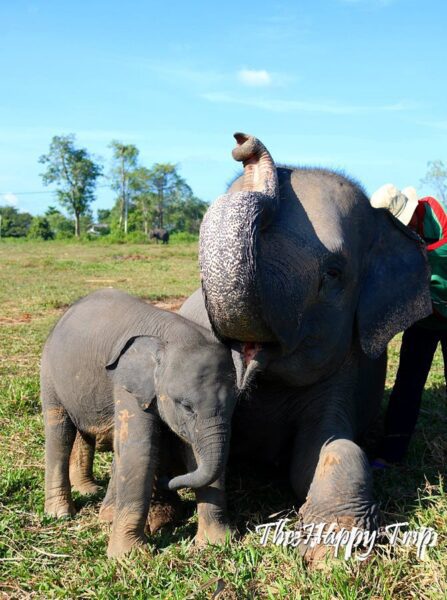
[195,475,230,545]
[99,458,184,533]
[289,371,378,562]
[107,388,160,558]
[183,447,230,545]
[290,426,378,563]
[297,437,377,527]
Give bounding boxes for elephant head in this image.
[199,133,432,385]
[106,333,236,490]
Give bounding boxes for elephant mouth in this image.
[242,342,264,365]
[231,341,280,390]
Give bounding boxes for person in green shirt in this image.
[370,184,447,467]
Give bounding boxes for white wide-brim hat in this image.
[370,183,419,226]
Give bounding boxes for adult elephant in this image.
[149,228,170,244]
[179,132,432,558]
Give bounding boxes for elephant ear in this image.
[105,336,165,410]
[356,209,432,358]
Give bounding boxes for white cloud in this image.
[1,193,18,207]
[202,92,416,115]
[237,69,272,87]
[114,56,293,90]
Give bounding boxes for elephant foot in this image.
[194,521,231,547]
[295,439,379,565]
[298,508,378,566]
[300,542,334,568]
[107,532,149,558]
[98,503,115,523]
[72,478,101,495]
[45,497,76,518]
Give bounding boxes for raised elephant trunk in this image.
[167,420,230,491]
[199,133,280,343]
[232,132,278,201]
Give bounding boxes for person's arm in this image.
[420,197,447,320]
[420,196,447,249]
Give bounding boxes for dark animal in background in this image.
[41,289,239,557]
[149,228,169,244]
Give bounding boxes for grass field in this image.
[0,240,445,599]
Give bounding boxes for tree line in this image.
[0,134,209,240]
[1,136,447,241]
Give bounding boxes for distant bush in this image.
[55,230,74,240]
[98,230,127,244]
[126,231,149,243]
[27,217,55,240]
[0,206,33,237]
[46,211,75,238]
[97,230,148,244]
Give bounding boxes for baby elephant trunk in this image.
[167,419,230,491]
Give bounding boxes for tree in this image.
[109,141,139,234]
[28,216,54,240]
[420,160,447,206]
[145,163,192,229]
[39,134,103,237]
[97,208,111,224]
[169,195,208,233]
[108,161,206,236]
[0,206,33,237]
[45,205,60,216]
[129,166,156,235]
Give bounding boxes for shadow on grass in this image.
[70,383,445,550]
[223,382,446,538]
[72,483,107,512]
[154,511,198,549]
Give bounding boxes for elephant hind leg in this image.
[43,386,77,518]
[147,426,186,533]
[69,431,100,495]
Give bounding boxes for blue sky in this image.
[0,0,446,216]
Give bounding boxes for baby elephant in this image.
[41,288,237,557]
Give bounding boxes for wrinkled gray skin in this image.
[180,132,432,560]
[149,228,169,244]
[41,289,237,557]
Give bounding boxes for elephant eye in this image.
[318,267,342,293]
[177,398,194,414]
[326,268,341,279]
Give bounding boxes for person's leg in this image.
[440,331,447,400]
[380,325,439,463]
